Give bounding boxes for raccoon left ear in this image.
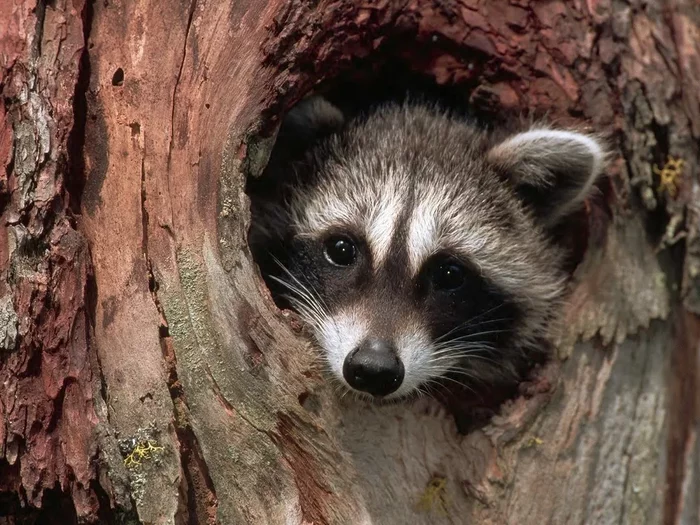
[487,129,606,227]
[261,96,345,177]
[278,96,345,151]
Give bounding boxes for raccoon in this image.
[249,97,605,401]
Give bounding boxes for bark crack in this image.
[203,365,269,436]
[167,0,197,171]
[663,311,699,525]
[617,337,655,525]
[146,269,219,524]
[142,253,219,523]
[140,157,149,263]
[141,189,218,525]
[31,0,47,60]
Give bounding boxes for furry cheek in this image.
[315,308,369,383]
[388,326,453,399]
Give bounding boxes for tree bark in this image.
[1,0,699,524]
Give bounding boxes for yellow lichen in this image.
[526,436,544,447]
[123,440,165,469]
[653,157,684,198]
[416,476,449,516]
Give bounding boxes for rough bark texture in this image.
[1,0,698,524]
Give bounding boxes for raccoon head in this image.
[250,97,606,400]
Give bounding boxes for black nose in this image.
[343,339,404,397]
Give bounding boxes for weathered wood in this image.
[0,1,101,522]
[1,0,698,523]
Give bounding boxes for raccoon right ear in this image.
[276,96,345,153]
[487,128,606,227]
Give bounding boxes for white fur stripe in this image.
[406,190,489,275]
[366,193,402,267]
[406,198,439,275]
[318,308,368,381]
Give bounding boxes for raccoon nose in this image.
[343,339,405,397]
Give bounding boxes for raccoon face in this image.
[280,229,521,398]
[250,97,606,400]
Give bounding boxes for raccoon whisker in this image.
[403,386,422,403]
[444,355,516,377]
[425,358,496,381]
[418,383,441,403]
[431,355,506,374]
[466,316,515,327]
[428,353,488,364]
[271,256,334,315]
[425,361,469,376]
[269,260,322,305]
[413,385,427,399]
[420,379,451,398]
[432,343,504,360]
[433,317,515,345]
[431,345,498,356]
[441,371,493,392]
[280,288,317,314]
[269,275,327,320]
[270,260,346,375]
[269,275,317,309]
[415,385,440,404]
[432,339,498,351]
[433,328,511,348]
[422,379,444,393]
[435,319,509,345]
[281,294,326,328]
[289,297,325,324]
[438,329,509,344]
[269,277,328,327]
[433,304,508,343]
[447,367,516,383]
[426,375,480,396]
[430,342,499,357]
[428,352,498,365]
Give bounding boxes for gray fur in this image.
[249,97,606,400]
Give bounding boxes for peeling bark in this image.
[1,0,698,524]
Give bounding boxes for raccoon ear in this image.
[277,96,345,151]
[487,129,606,227]
[262,96,345,177]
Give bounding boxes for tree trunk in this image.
[1,0,698,523]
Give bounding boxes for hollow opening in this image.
[111,67,124,86]
[0,482,80,525]
[242,42,601,425]
[246,58,499,307]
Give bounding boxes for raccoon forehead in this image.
[290,157,564,314]
[405,186,511,271]
[289,165,408,265]
[405,186,565,305]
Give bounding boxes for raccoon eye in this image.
[431,260,466,291]
[323,236,356,266]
